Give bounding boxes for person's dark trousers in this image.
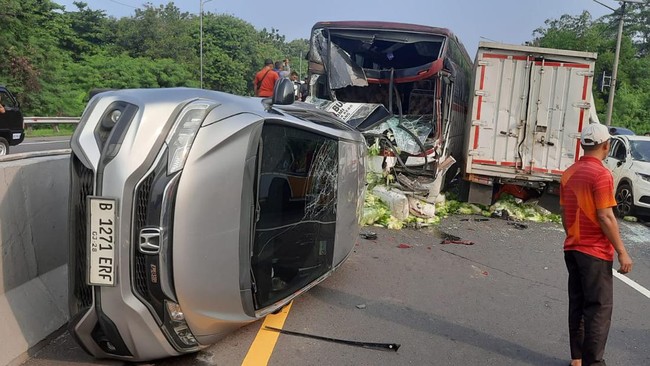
[564,250,614,366]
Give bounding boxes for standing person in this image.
[300,76,309,102]
[274,60,290,78]
[289,71,301,100]
[254,59,280,97]
[560,123,633,366]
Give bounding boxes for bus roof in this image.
[312,21,457,38]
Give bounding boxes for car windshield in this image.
[630,140,650,162]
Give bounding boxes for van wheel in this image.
[0,138,9,156]
[615,183,634,217]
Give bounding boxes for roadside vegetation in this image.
[25,125,76,138]
[2,1,648,133]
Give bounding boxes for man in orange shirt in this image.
[560,123,633,366]
[253,59,280,97]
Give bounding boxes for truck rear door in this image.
[467,44,595,182]
[526,59,594,176]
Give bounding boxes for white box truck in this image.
[462,42,599,204]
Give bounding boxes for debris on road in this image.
[264,326,401,352]
[623,216,638,222]
[507,222,528,230]
[439,232,475,245]
[440,239,475,245]
[360,231,378,240]
[355,304,367,309]
[397,243,412,249]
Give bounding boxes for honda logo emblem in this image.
[139,227,162,254]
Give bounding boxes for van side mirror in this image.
[272,78,296,105]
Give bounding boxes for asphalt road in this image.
[21,216,650,366]
[11,136,71,154]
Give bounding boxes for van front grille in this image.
[133,174,154,298]
[69,154,94,314]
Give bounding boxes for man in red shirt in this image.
[253,59,280,97]
[560,123,633,366]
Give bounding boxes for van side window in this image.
[612,140,627,160]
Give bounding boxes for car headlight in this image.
[636,172,650,182]
[166,100,216,175]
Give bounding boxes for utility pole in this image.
[593,0,644,126]
[200,0,213,89]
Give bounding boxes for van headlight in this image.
[636,172,650,182]
[164,301,198,348]
[166,100,217,175]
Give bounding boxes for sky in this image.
[52,0,617,56]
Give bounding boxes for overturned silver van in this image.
[67,81,366,361]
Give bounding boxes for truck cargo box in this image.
[464,42,598,200]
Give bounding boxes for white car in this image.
[604,135,650,217]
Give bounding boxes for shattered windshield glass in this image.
[630,140,650,162]
[252,124,338,308]
[311,29,368,90]
[310,27,445,90]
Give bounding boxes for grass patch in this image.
[25,125,76,138]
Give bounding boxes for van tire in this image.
[0,138,9,156]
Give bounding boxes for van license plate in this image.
[88,197,117,286]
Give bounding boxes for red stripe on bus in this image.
[551,169,564,175]
[367,59,444,84]
[533,167,548,173]
[500,162,517,167]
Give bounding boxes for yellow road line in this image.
[241,301,293,366]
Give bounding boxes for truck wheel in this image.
[0,138,9,156]
[615,183,634,217]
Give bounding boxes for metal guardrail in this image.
[24,116,81,132]
[24,116,81,125]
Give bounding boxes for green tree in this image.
[531,10,650,134]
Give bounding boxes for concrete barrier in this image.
[0,154,70,366]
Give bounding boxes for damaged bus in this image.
[306,21,472,189]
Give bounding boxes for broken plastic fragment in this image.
[360,232,378,240]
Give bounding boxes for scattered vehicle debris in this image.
[397,243,412,249]
[507,222,528,230]
[355,304,367,309]
[265,327,400,352]
[360,231,378,240]
[440,232,474,245]
[440,239,475,245]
